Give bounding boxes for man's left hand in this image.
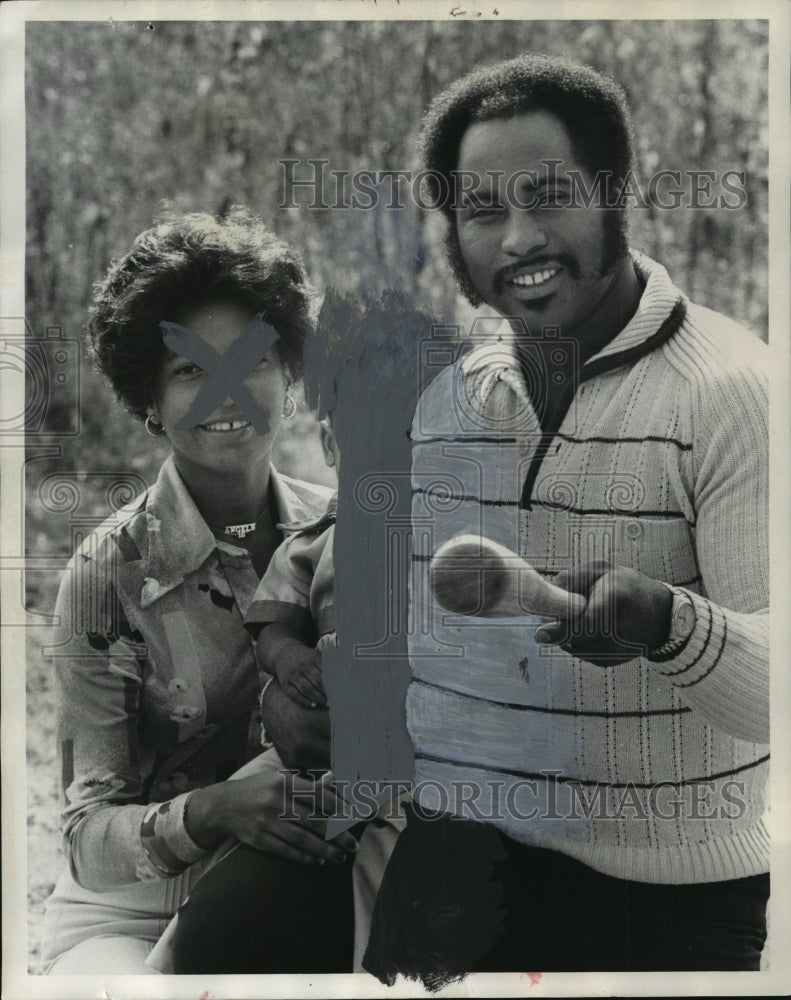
[535,560,673,666]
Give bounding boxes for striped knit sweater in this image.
[407,251,769,885]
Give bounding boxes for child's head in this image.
[304,287,436,416]
[304,288,437,482]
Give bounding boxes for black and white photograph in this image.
[1,1,789,997]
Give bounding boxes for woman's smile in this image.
[152,297,287,476]
[199,418,253,434]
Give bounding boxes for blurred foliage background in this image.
[22,16,768,969]
[24,18,769,583]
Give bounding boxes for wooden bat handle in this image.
[429,533,584,619]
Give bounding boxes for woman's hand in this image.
[185,761,357,867]
[535,560,672,666]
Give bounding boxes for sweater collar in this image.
[581,250,686,368]
[139,455,309,607]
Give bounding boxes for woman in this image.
[41,208,357,974]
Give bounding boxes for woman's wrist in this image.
[183,783,230,849]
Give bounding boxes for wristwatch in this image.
[650,586,696,658]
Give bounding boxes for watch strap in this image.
[648,586,696,661]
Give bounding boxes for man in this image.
[364,54,769,982]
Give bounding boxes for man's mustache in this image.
[493,253,581,294]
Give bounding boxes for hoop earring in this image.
[282,395,296,420]
[145,414,165,436]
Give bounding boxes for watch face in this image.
[674,599,696,639]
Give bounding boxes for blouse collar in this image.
[139,455,318,607]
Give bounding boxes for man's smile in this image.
[504,264,563,303]
[510,266,558,288]
[492,254,576,307]
[492,254,579,305]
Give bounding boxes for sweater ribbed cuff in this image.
[647,591,725,689]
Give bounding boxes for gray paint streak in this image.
[306,297,427,836]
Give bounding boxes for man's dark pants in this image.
[363,802,769,983]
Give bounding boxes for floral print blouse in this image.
[50,456,331,888]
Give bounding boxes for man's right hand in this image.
[260,676,331,772]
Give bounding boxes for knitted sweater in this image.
[407,252,769,885]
